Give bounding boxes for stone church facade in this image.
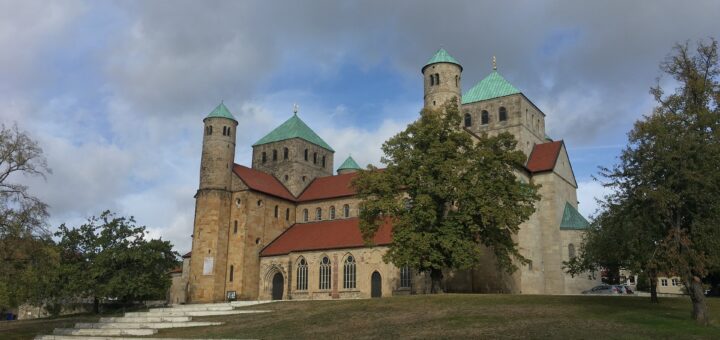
[175,49,599,303]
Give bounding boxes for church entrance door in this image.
[271,273,284,300]
[371,271,382,298]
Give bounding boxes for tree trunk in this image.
[649,270,659,303]
[93,297,99,314]
[687,275,709,326]
[430,268,444,294]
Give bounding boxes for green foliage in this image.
[570,39,720,324]
[354,100,539,281]
[55,211,179,304]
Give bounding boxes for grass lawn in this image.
[2,295,719,339]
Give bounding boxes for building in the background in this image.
[174,49,600,302]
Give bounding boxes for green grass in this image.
[2,295,719,339]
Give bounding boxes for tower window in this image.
[313,152,317,164]
[284,175,289,181]
[233,220,238,234]
[455,75,459,87]
[227,127,231,136]
[433,101,436,106]
[229,265,234,282]
[283,147,289,160]
[273,149,277,161]
[303,209,308,222]
[343,204,350,218]
[222,126,227,135]
[322,155,326,168]
[464,113,472,127]
[262,152,267,163]
[315,207,322,221]
[429,75,434,86]
[206,125,213,135]
[304,149,308,161]
[499,107,508,122]
[257,200,263,206]
[286,208,290,221]
[481,110,489,125]
[302,176,306,182]
[274,205,279,218]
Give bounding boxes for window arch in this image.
[464,113,472,127]
[261,152,267,163]
[429,74,435,86]
[319,256,331,290]
[455,75,459,87]
[272,149,277,161]
[435,73,440,85]
[343,204,350,218]
[303,209,308,222]
[313,152,317,164]
[274,205,279,218]
[329,206,336,219]
[481,110,489,125]
[315,207,322,221]
[283,147,289,160]
[222,126,227,136]
[568,244,576,259]
[343,255,356,289]
[499,107,508,122]
[304,149,308,161]
[296,258,308,290]
[400,266,412,288]
[206,125,213,135]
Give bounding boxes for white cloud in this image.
[576,180,613,220]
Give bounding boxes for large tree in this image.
[0,123,54,311]
[55,211,178,313]
[353,100,539,292]
[571,39,720,325]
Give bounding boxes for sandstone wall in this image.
[423,62,462,109]
[251,138,333,196]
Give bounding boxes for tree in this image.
[353,100,540,292]
[571,39,720,325]
[0,123,54,311]
[55,211,178,313]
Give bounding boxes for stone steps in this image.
[75,321,223,329]
[37,336,246,340]
[149,305,234,312]
[53,328,157,336]
[99,316,192,323]
[124,309,271,317]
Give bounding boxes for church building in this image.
[175,49,599,303]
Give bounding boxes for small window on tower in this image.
[455,75,459,87]
[481,110,489,125]
[272,149,277,161]
[222,126,227,135]
[207,125,213,135]
[283,147,289,160]
[304,149,308,161]
[274,205,279,218]
[262,152,267,163]
[464,113,472,127]
[233,220,237,234]
[435,73,440,84]
[313,152,317,164]
[284,175,289,181]
[322,156,326,168]
[286,208,290,221]
[499,107,508,122]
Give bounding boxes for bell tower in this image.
[188,102,238,303]
[422,48,463,109]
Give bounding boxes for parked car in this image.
[583,285,633,295]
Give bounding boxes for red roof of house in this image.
[168,266,183,274]
[297,172,358,202]
[182,251,192,258]
[526,141,563,173]
[233,164,296,201]
[260,217,392,256]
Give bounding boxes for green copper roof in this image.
[337,155,361,171]
[544,134,553,141]
[205,102,236,121]
[253,114,334,151]
[462,71,521,104]
[560,202,591,230]
[423,48,462,71]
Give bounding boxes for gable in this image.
[297,172,358,202]
[232,164,296,201]
[553,144,578,188]
[526,141,563,173]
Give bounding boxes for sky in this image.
[1,0,718,254]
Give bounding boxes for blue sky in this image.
[2,0,718,253]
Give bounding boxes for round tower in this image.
[422,48,463,109]
[199,102,238,190]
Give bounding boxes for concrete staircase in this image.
[34,301,274,340]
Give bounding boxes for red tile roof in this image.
[526,141,563,173]
[233,164,296,201]
[260,217,392,256]
[182,251,192,258]
[297,172,358,202]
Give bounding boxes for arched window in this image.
[455,75,459,87]
[222,126,227,135]
[283,147,289,160]
[296,258,308,290]
[285,208,290,221]
[272,149,277,161]
[227,127,231,136]
[568,244,576,259]
[313,152,317,164]
[233,220,238,234]
[206,125,213,135]
[343,255,356,289]
[435,73,440,85]
[319,256,331,290]
[229,265,234,282]
[329,206,336,219]
[343,204,350,218]
[262,152,267,163]
[499,107,508,122]
[322,155,326,168]
[481,110,489,125]
[400,266,412,288]
[429,74,435,86]
[464,113,472,127]
[315,207,322,221]
[303,209,308,222]
[304,149,308,161]
[274,205,279,218]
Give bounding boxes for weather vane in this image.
[293,103,299,115]
[492,56,497,70]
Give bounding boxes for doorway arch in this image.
[271,272,284,300]
[371,271,382,298]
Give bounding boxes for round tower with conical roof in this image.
[188,102,238,303]
[337,155,361,175]
[422,48,463,109]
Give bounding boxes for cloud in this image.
[576,180,614,220]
